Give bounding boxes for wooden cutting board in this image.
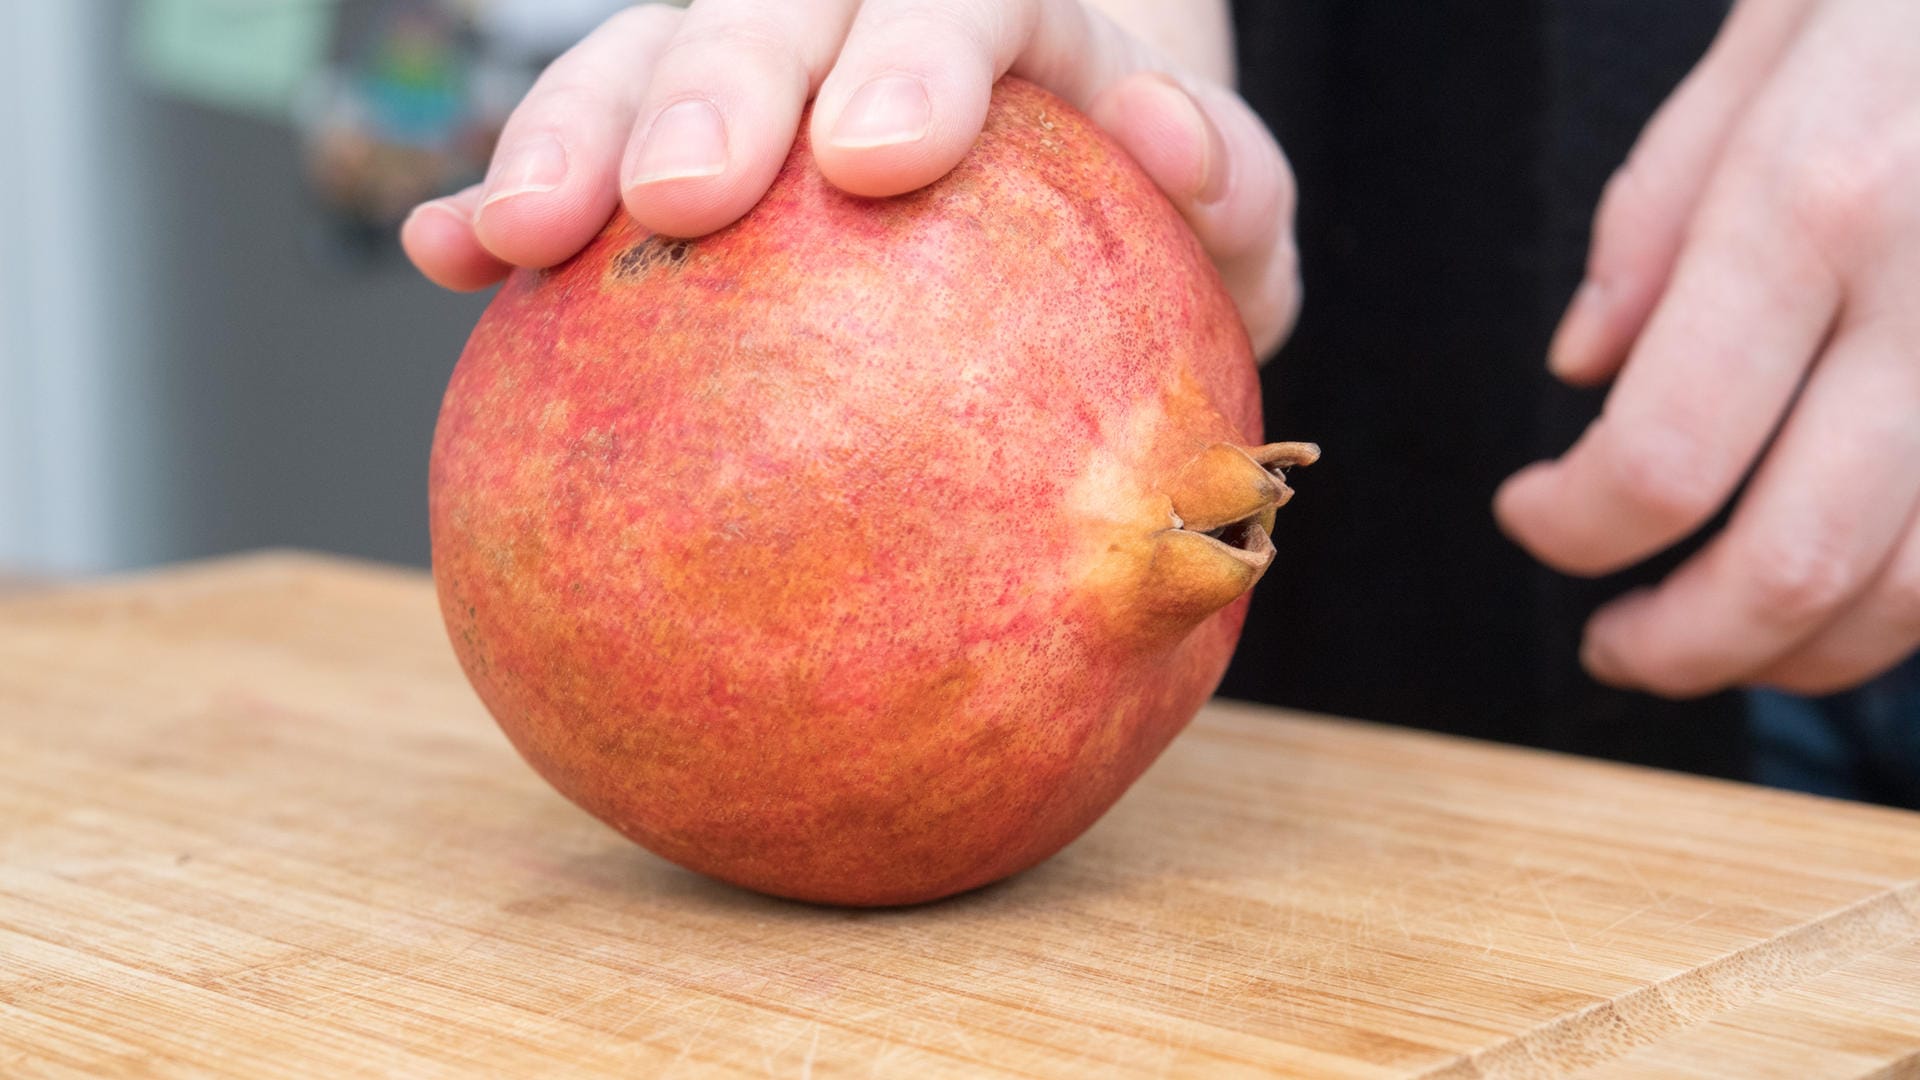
[3,552,1918,1078]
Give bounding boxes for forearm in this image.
[1085,0,1235,85]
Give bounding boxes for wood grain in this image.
[2,551,1917,1078]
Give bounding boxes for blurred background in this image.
[0,0,638,576]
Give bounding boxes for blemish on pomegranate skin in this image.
[609,236,694,282]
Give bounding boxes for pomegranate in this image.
[429,78,1314,906]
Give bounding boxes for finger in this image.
[807,0,1152,198]
[805,1,1295,350]
[621,0,861,238]
[471,4,682,266]
[401,185,511,292]
[1550,0,1817,385]
[1750,247,1920,694]
[1578,319,1920,698]
[1087,73,1298,357]
[1494,167,1843,578]
[1758,511,1920,696]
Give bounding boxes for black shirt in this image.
[1219,0,1745,778]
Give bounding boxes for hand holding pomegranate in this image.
[401,0,1299,358]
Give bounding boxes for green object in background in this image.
[131,0,333,120]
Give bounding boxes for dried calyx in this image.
[1170,441,1319,566]
[1145,441,1319,627]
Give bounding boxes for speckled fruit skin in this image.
[430,78,1275,906]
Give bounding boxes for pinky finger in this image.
[1756,517,1920,696]
[1087,73,1298,358]
[401,185,512,292]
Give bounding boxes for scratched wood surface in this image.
[2,552,1919,1079]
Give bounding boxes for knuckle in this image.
[663,16,809,87]
[603,2,681,41]
[1737,531,1857,629]
[517,81,617,125]
[1722,124,1898,264]
[1598,420,1722,529]
[866,7,997,61]
[1783,143,1893,246]
[947,0,1026,53]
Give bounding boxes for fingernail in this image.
[1548,280,1608,378]
[631,99,729,185]
[1139,74,1229,205]
[830,75,932,149]
[481,134,568,208]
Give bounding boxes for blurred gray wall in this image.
[128,87,489,570]
[1,1,490,573]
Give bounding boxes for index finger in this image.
[1494,163,1841,577]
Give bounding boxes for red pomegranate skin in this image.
[429,78,1292,906]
